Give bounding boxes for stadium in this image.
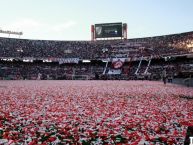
[0,1,193,145]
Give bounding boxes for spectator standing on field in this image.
[162,68,167,85]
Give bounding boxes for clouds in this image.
[0,18,77,40]
[5,19,42,32]
[52,21,76,32]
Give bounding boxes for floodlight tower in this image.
[0,28,23,38]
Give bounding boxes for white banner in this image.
[59,58,79,64]
[108,69,122,75]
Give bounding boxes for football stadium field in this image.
[0,80,192,144]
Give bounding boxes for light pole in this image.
[0,28,23,38]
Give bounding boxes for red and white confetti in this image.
[0,80,192,144]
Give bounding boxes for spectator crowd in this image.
[0,31,192,59]
[0,31,193,80]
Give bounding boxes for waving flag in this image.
[112,58,125,69]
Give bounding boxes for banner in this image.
[112,58,125,69]
[59,58,79,64]
[108,69,122,75]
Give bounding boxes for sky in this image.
[0,0,193,40]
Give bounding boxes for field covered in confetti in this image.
[0,80,193,144]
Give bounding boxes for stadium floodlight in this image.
[0,28,23,37]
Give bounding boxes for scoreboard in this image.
[94,23,123,38]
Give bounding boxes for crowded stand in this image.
[0,56,193,81]
[0,31,193,81]
[0,31,193,59]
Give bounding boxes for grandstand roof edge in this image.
[0,31,192,42]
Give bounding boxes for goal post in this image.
[65,74,90,80]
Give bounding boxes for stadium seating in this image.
[0,31,193,80]
[0,31,193,59]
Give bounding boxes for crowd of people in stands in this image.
[0,57,193,80]
[0,31,193,59]
[0,31,193,80]
[0,63,106,80]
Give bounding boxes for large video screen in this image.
[95,23,122,38]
